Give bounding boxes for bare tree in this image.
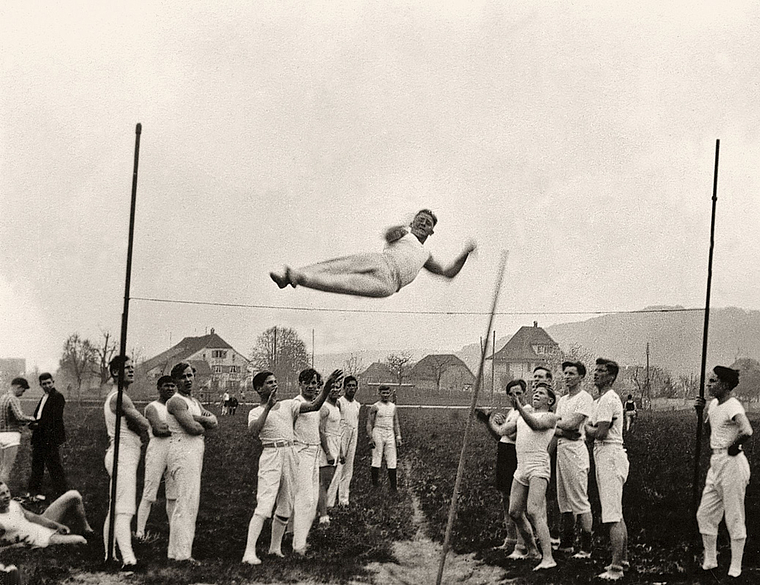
[59,333,97,401]
[678,373,699,399]
[385,351,415,388]
[343,353,365,377]
[419,355,455,391]
[251,326,311,393]
[93,330,118,388]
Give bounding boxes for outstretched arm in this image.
[385,225,409,244]
[513,395,556,431]
[423,240,476,279]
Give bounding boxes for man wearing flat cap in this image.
[695,365,753,579]
[0,378,36,483]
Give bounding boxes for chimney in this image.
[210,328,215,335]
[533,321,538,328]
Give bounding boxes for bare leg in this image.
[43,490,93,534]
[525,478,556,570]
[274,253,398,298]
[508,482,540,558]
[49,534,87,545]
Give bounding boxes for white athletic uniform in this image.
[382,232,431,291]
[513,412,555,485]
[318,402,342,466]
[166,393,205,561]
[555,390,594,515]
[141,401,176,503]
[697,397,750,539]
[0,500,55,548]
[103,389,142,563]
[292,394,321,551]
[328,397,361,506]
[248,399,301,519]
[371,401,398,469]
[590,389,628,524]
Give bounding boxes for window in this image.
[212,350,227,359]
[213,365,223,374]
[229,366,239,373]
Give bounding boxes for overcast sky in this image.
[2,1,759,372]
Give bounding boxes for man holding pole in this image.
[103,355,150,569]
[695,366,753,578]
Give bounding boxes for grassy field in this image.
[1,403,758,583]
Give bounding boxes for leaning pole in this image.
[107,123,142,563]
[436,251,508,585]
[691,139,720,547]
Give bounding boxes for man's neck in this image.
[179,389,191,397]
[344,396,355,402]
[567,385,581,397]
[717,393,732,405]
[595,384,611,397]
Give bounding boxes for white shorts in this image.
[593,443,628,524]
[556,439,591,515]
[514,451,551,485]
[0,432,21,449]
[371,428,397,469]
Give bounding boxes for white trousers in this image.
[371,427,397,469]
[292,444,320,551]
[142,438,176,502]
[167,435,205,560]
[556,440,591,515]
[328,426,358,506]
[697,452,750,539]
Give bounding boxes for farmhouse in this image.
[487,321,560,382]
[408,354,474,392]
[140,328,250,394]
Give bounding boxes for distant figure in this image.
[135,376,177,540]
[229,396,239,416]
[367,386,402,490]
[0,378,36,483]
[584,358,628,581]
[0,482,93,548]
[317,380,344,525]
[28,374,68,500]
[624,395,637,432]
[695,366,753,579]
[328,375,361,507]
[222,392,230,416]
[270,209,476,297]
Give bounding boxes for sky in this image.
[2,1,760,372]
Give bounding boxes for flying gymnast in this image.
[270,209,476,298]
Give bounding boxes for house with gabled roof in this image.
[409,354,475,392]
[140,328,250,394]
[487,321,560,382]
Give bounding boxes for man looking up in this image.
[584,358,628,581]
[166,362,218,563]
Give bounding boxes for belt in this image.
[262,440,294,448]
[711,447,740,454]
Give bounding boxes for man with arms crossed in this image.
[0,378,36,484]
[584,358,628,581]
[367,386,402,490]
[695,366,753,578]
[135,376,177,540]
[103,355,150,569]
[554,361,594,558]
[166,362,218,563]
[328,375,361,507]
[242,369,340,565]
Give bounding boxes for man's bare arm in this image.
[167,397,205,436]
[145,403,171,437]
[423,241,476,279]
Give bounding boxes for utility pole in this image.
[645,342,650,409]
[491,330,496,400]
[312,329,315,367]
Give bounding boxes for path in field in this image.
[358,462,507,585]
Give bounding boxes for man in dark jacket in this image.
[27,373,68,499]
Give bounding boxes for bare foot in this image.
[534,559,557,571]
[270,269,289,289]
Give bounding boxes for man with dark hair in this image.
[103,355,150,569]
[0,378,36,483]
[270,209,476,297]
[27,373,67,500]
[555,361,594,558]
[532,366,553,388]
[166,362,218,562]
[584,358,627,581]
[328,375,361,507]
[695,366,753,578]
[367,385,402,490]
[135,376,177,540]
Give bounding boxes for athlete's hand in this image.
[694,396,706,410]
[267,389,278,408]
[368,438,375,449]
[384,225,408,243]
[463,239,477,255]
[396,436,403,447]
[326,370,344,390]
[492,412,506,425]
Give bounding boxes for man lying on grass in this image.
[0,482,94,547]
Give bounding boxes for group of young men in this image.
[102,355,218,569]
[242,369,400,565]
[477,359,753,580]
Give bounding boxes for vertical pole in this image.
[646,342,650,409]
[312,328,315,367]
[436,251,508,585]
[692,138,720,544]
[107,123,142,563]
[491,330,496,401]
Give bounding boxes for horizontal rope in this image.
[131,296,706,317]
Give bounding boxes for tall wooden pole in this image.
[436,252,508,585]
[692,139,720,539]
[107,123,142,562]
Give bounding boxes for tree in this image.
[419,355,456,392]
[93,330,118,388]
[343,353,365,377]
[59,333,97,401]
[385,351,415,388]
[250,327,311,393]
[730,358,760,403]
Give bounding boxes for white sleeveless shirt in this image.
[167,393,203,437]
[104,389,142,451]
[383,232,431,289]
[145,400,169,440]
[373,401,396,431]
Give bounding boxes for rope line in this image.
[131,296,705,317]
